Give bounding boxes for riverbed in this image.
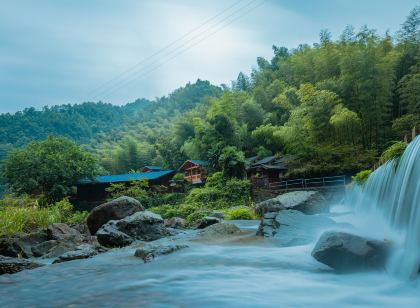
[1,218,419,307]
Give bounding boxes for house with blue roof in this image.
[76,168,176,202]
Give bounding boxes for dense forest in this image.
[1,7,419,178]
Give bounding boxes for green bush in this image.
[224,207,257,220]
[352,169,372,185]
[185,211,209,226]
[379,142,407,164]
[0,196,88,235]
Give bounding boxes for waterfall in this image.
[352,136,420,278]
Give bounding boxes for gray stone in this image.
[31,240,59,257]
[196,217,221,229]
[42,241,79,258]
[312,231,391,272]
[47,223,83,241]
[0,256,43,275]
[53,244,98,264]
[209,211,225,220]
[134,242,188,263]
[0,231,48,258]
[164,217,186,229]
[198,222,241,239]
[86,196,144,235]
[96,222,134,247]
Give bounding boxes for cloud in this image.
[0,0,417,113]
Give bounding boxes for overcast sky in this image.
[0,0,417,114]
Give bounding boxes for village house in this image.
[76,168,176,202]
[246,156,288,188]
[178,160,208,184]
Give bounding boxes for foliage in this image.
[218,146,246,178]
[352,169,372,185]
[0,196,88,235]
[379,142,407,164]
[224,207,258,220]
[2,136,98,202]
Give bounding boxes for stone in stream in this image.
[311,231,391,272]
[86,196,145,235]
[196,216,221,229]
[0,231,48,258]
[209,211,225,220]
[0,256,44,275]
[53,244,99,264]
[96,211,170,247]
[164,217,186,229]
[256,190,328,216]
[134,242,188,263]
[258,210,342,246]
[198,222,241,239]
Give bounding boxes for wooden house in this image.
[246,156,288,188]
[76,169,176,202]
[179,160,208,184]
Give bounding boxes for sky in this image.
[0,0,417,114]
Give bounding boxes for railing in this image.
[268,175,347,190]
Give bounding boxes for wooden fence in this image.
[268,175,347,191]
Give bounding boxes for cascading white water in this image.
[352,136,420,279]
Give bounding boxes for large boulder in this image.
[0,231,48,258]
[47,223,83,242]
[312,231,391,272]
[96,222,134,247]
[256,191,328,215]
[258,210,343,246]
[0,256,43,275]
[86,196,144,235]
[134,242,188,263]
[164,217,186,229]
[96,211,169,247]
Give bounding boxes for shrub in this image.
[225,207,257,220]
[0,196,88,235]
[380,142,407,164]
[352,169,372,185]
[185,211,209,226]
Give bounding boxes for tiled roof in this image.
[80,170,175,184]
[143,165,162,170]
[190,160,209,166]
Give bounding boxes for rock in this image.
[53,244,98,264]
[96,222,134,248]
[70,221,91,237]
[256,191,328,215]
[311,231,391,272]
[256,199,284,216]
[97,211,169,248]
[86,196,144,235]
[209,211,225,220]
[258,210,342,246]
[0,231,48,258]
[134,242,188,263]
[42,241,79,259]
[198,222,241,239]
[47,223,83,242]
[164,217,186,229]
[0,256,43,275]
[31,240,59,257]
[196,217,221,229]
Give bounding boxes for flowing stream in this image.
[0,137,419,307]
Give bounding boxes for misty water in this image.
[0,137,419,307]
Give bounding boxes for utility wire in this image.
[90,0,264,101]
[79,0,246,102]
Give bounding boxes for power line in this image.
[78,0,247,102]
[90,0,264,101]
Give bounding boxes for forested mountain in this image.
[1,7,418,178]
[109,7,418,177]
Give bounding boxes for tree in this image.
[2,136,98,202]
[218,146,246,179]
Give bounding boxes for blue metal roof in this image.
[190,160,209,166]
[80,170,175,184]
